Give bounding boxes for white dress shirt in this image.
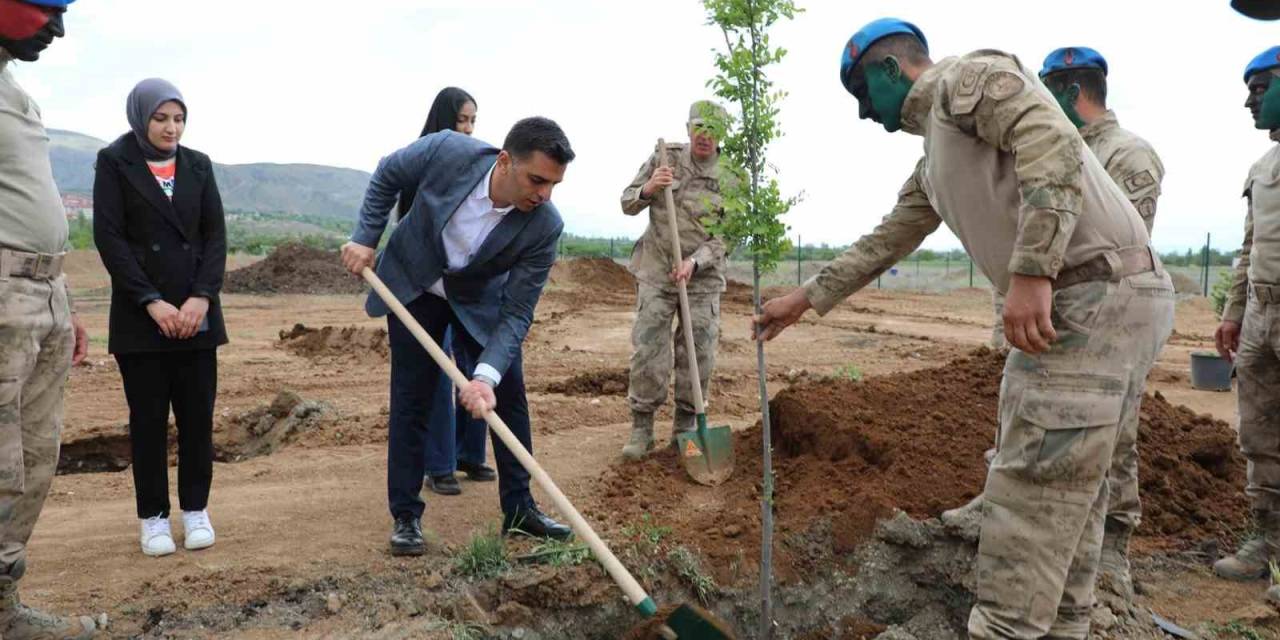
[429,160,513,386]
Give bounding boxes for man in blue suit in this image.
[341,117,574,555]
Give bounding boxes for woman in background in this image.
[94,78,227,557]
[399,87,496,496]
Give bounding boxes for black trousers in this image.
[115,349,217,518]
[386,294,534,520]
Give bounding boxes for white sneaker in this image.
[181,510,215,550]
[140,516,176,557]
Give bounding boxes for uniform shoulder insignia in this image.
[1123,170,1156,194]
[1136,197,1156,218]
[956,61,989,97]
[982,71,1024,101]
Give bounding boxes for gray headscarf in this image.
[126,78,186,161]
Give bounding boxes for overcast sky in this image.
[14,0,1277,253]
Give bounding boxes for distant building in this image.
[62,193,92,219]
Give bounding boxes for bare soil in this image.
[36,255,1265,638]
[223,243,366,295]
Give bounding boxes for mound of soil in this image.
[58,391,336,471]
[278,323,389,363]
[216,391,332,462]
[1137,390,1248,548]
[722,279,789,307]
[593,347,1248,582]
[540,369,629,396]
[548,257,634,296]
[224,243,365,295]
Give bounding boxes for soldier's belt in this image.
[1053,246,1155,291]
[1250,283,1280,304]
[0,247,65,281]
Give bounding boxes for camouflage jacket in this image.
[1224,131,1280,323]
[1081,110,1164,234]
[803,50,1149,314]
[621,142,729,294]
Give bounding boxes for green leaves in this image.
[700,0,801,273]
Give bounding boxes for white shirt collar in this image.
[474,160,516,214]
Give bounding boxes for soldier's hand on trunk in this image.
[1215,321,1241,362]
[642,166,675,198]
[753,288,812,342]
[1003,274,1057,354]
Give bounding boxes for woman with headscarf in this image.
[93,78,227,557]
[397,87,497,497]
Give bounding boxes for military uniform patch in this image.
[983,71,1024,101]
[958,62,988,96]
[1123,170,1156,194]
[1137,197,1156,218]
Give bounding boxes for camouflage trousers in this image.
[970,271,1173,639]
[1236,291,1280,512]
[0,275,72,580]
[989,289,1143,531]
[627,283,720,416]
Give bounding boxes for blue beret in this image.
[1245,46,1280,82]
[20,0,75,6]
[1039,47,1108,78]
[839,18,927,94]
[1234,0,1280,20]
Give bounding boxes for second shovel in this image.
[656,137,734,486]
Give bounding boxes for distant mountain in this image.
[47,129,371,220]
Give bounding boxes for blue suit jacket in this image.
[351,131,563,379]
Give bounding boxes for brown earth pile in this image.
[277,323,389,363]
[592,348,1248,581]
[548,257,635,291]
[215,391,332,462]
[1136,389,1248,548]
[224,242,366,295]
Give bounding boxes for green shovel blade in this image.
[665,603,737,639]
[676,414,734,486]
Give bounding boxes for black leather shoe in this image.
[390,515,425,556]
[502,506,573,541]
[457,460,497,482]
[425,473,462,496]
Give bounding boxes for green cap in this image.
[689,100,727,126]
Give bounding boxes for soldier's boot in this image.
[621,412,655,461]
[668,409,697,452]
[0,578,97,640]
[1214,510,1280,581]
[1097,517,1135,602]
[940,494,984,542]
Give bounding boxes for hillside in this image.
[48,129,370,220]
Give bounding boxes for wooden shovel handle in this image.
[657,138,707,416]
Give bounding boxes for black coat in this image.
[93,134,229,354]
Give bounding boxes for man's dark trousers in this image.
[386,293,533,520]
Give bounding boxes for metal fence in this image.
[558,234,1234,296]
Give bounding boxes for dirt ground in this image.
[34,252,1272,638]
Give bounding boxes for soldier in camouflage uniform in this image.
[958,45,1166,604]
[754,19,1173,639]
[0,3,97,639]
[618,101,730,460]
[1213,46,1280,588]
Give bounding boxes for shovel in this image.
[361,267,734,640]
[656,138,735,486]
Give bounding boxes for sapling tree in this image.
[700,0,800,636]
